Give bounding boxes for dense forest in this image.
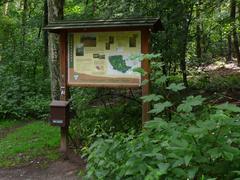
[1,0,240,179]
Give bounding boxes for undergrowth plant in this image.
[70,88,141,146]
[83,62,240,179]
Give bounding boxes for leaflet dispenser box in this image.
[50,100,70,127]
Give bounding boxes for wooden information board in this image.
[45,17,163,154]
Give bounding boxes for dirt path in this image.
[0,121,86,180]
[0,159,82,180]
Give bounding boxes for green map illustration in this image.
[109,55,131,73]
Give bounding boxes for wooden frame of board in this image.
[45,17,163,154]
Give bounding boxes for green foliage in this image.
[149,101,172,114]
[190,74,240,92]
[69,88,141,145]
[141,94,164,103]
[167,83,186,92]
[0,0,50,120]
[216,102,240,113]
[84,104,240,179]
[22,95,50,119]
[0,121,60,168]
[84,74,240,179]
[177,95,206,113]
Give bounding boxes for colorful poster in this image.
[68,31,141,87]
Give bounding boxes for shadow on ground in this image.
[0,151,86,180]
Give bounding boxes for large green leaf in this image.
[184,154,192,166]
[133,67,146,76]
[167,83,186,92]
[155,75,168,85]
[141,94,164,102]
[216,102,240,113]
[144,118,167,130]
[177,103,193,113]
[149,101,173,114]
[177,95,205,113]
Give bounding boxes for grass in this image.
[0,121,60,168]
[0,120,23,131]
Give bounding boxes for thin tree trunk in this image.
[17,0,28,105]
[220,29,224,57]
[180,7,194,88]
[230,0,240,66]
[47,0,64,100]
[43,0,49,77]
[180,34,188,87]
[92,0,96,15]
[227,34,232,63]
[3,2,9,16]
[196,0,201,59]
[233,30,240,65]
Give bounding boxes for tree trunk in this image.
[92,0,96,14]
[43,0,49,77]
[47,0,64,100]
[17,0,28,105]
[227,34,232,63]
[180,8,194,88]
[180,33,188,87]
[233,30,240,65]
[196,0,201,59]
[3,1,9,16]
[230,0,240,66]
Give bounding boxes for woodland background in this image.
[0,0,240,179]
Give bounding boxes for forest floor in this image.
[190,61,240,105]
[0,159,82,180]
[0,121,85,180]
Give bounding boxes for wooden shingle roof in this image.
[44,17,163,33]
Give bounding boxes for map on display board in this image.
[68,31,141,87]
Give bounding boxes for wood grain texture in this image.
[141,29,151,125]
[59,32,70,155]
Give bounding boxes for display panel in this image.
[68,31,141,87]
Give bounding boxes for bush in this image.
[69,88,141,145]
[84,104,240,179]
[23,95,50,120]
[84,81,240,179]
[190,73,240,92]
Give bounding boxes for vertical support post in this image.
[59,31,69,155]
[141,29,151,125]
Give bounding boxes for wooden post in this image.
[59,31,69,155]
[141,29,151,125]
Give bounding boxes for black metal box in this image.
[50,100,70,127]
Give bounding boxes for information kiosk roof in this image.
[44,17,163,33]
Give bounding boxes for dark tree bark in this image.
[43,0,49,77]
[196,0,202,59]
[227,34,232,63]
[179,6,194,88]
[92,0,96,14]
[17,0,28,104]
[230,0,240,66]
[180,31,188,87]
[47,0,64,100]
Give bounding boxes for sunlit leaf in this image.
[167,83,186,92]
[149,101,173,114]
[216,102,240,113]
[141,94,164,102]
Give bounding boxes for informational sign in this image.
[68,31,141,87]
